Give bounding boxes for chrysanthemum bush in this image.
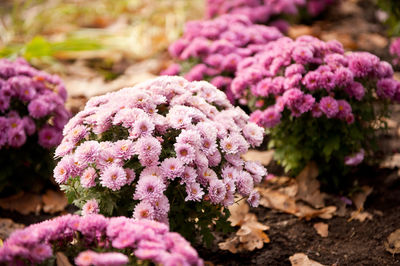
[0,214,203,266]
[162,14,282,103]
[231,35,400,183]
[0,58,70,193]
[205,0,336,28]
[54,76,267,245]
[390,37,400,66]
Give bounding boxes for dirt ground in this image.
[198,166,400,265]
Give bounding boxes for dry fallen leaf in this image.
[258,188,298,215]
[227,200,250,227]
[351,186,373,210]
[320,32,358,50]
[219,201,270,253]
[257,175,336,221]
[313,222,329,238]
[296,204,336,220]
[242,150,274,166]
[296,163,325,208]
[380,153,400,169]
[56,252,73,266]
[0,192,42,215]
[385,229,400,254]
[357,33,388,50]
[0,218,24,240]
[289,253,325,266]
[42,190,68,214]
[288,25,318,39]
[349,211,373,222]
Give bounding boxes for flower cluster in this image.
[55,76,267,244]
[232,35,400,180]
[205,0,336,26]
[162,14,282,103]
[0,214,203,266]
[0,58,70,193]
[390,37,400,66]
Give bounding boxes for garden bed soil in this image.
[198,167,400,265]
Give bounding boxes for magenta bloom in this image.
[0,213,203,265]
[319,96,339,118]
[38,126,62,149]
[260,107,281,128]
[344,149,365,166]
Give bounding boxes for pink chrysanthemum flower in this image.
[161,157,185,180]
[100,164,127,191]
[185,182,205,202]
[247,190,260,207]
[80,168,97,188]
[135,136,162,167]
[237,171,254,197]
[133,175,166,203]
[174,142,196,164]
[82,199,100,216]
[220,135,239,154]
[113,140,135,160]
[208,179,226,204]
[54,76,266,240]
[133,201,155,220]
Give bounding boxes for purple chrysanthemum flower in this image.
[319,96,338,118]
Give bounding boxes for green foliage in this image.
[0,136,55,196]
[263,84,390,188]
[378,0,400,36]
[0,36,102,61]
[166,182,233,247]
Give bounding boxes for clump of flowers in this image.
[0,58,70,193]
[55,76,267,245]
[231,35,400,183]
[162,14,282,103]
[0,214,203,266]
[205,0,336,28]
[390,37,400,66]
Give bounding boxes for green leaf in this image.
[23,36,52,60]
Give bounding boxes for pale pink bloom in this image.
[82,199,100,216]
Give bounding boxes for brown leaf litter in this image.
[242,150,274,166]
[313,222,329,238]
[257,163,337,220]
[289,253,325,266]
[0,218,24,240]
[0,190,68,215]
[385,229,400,255]
[218,200,270,253]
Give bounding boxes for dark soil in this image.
[198,167,400,265]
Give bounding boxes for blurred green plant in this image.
[377,0,400,36]
[0,36,102,61]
